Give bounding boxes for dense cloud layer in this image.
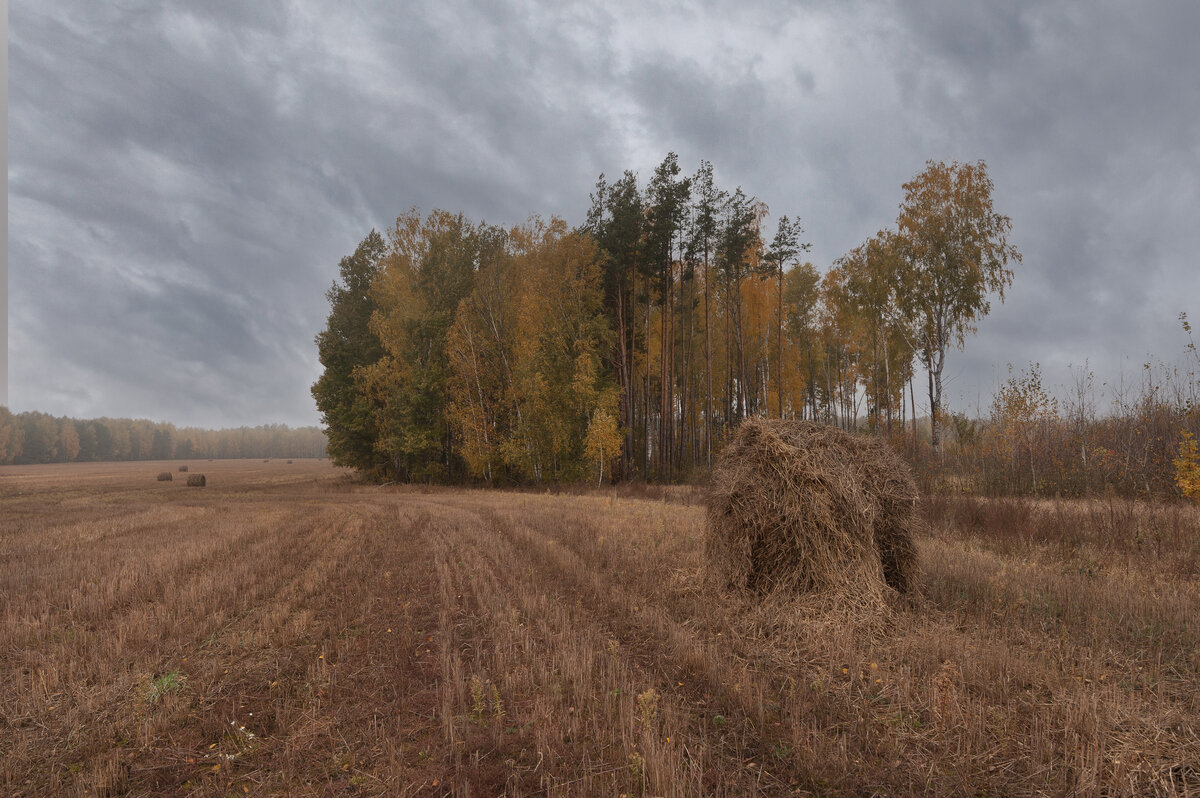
[9,0,1200,427]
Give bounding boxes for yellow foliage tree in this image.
[989,363,1059,492]
[584,408,623,486]
[1175,431,1200,503]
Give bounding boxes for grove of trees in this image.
[0,408,327,465]
[314,156,1023,486]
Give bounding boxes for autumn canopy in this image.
[311,155,1017,485]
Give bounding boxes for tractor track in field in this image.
[403,492,861,795]
[6,462,1198,797]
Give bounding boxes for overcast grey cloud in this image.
[8,0,1200,427]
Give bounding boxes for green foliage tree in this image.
[688,160,725,466]
[716,187,762,422]
[585,171,644,478]
[644,153,691,479]
[363,210,478,481]
[312,230,388,471]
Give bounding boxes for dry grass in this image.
[1,461,1198,796]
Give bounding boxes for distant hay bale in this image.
[705,419,918,601]
[186,474,207,487]
[178,465,188,472]
[286,460,293,464]
[156,472,173,482]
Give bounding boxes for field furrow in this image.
[2,461,1198,796]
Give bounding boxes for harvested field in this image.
[1,461,1198,796]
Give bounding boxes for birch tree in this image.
[896,160,1020,456]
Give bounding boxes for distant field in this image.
[2,461,1198,796]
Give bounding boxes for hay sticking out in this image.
[186,474,207,487]
[705,419,918,612]
[156,472,173,482]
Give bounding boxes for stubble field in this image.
[2,460,1199,796]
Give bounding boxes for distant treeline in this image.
[0,408,328,465]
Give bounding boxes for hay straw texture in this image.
[185,474,207,487]
[705,419,918,599]
[156,472,173,482]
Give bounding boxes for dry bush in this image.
[185,474,206,487]
[705,419,918,603]
[156,472,173,482]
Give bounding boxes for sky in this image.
[7,0,1200,428]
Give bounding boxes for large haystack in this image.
[705,419,918,599]
[156,472,173,482]
[186,474,207,487]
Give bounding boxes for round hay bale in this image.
[178,465,189,472]
[705,419,918,598]
[186,474,207,487]
[156,471,173,482]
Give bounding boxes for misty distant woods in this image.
[313,155,1200,498]
[0,411,326,465]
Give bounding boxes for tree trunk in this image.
[704,246,713,468]
[616,273,631,478]
[660,260,669,479]
[645,278,653,476]
[683,269,695,470]
[883,330,892,435]
[926,343,945,458]
[777,266,785,419]
[729,291,739,420]
[909,371,916,443]
[667,256,675,479]
[725,278,734,426]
